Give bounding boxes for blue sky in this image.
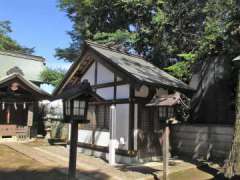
[0,0,72,69]
[0,0,73,92]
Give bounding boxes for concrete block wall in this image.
[171,124,233,161]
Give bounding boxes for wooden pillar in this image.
[6,106,10,124]
[128,84,135,151]
[162,125,170,180]
[68,120,78,180]
[27,104,34,138]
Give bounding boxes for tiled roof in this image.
[0,73,50,99]
[0,50,45,82]
[88,41,192,92]
[54,41,193,95]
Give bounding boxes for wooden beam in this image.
[89,48,129,82]
[92,81,128,89]
[113,74,117,101]
[74,142,138,157]
[89,99,130,105]
[128,84,135,151]
[94,61,98,86]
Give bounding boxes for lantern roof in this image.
[55,80,103,101]
[146,92,181,107]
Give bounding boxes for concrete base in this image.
[67,145,139,164]
[0,136,17,142]
[0,137,35,143]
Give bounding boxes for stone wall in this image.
[171,124,233,161]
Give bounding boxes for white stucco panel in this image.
[77,129,92,144]
[94,131,110,146]
[97,62,114,84]
[135,85,149,97]
[96,87,114,100]
[81,63,95,85]
[117,76,122,81]
[116,104,129,150]
[155,88,168,96]
[116,84,129,99]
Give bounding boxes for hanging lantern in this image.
[62,80,94,123]
[23,102,26,109]
[63,98,88,123]
[158,106,175,122]
[146,93,180,123]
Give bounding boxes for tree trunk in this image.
[224,72,240,178]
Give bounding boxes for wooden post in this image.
[163,125,169,180]
[68,121,78,180]
[6,106,10,124]
[27,105,33,138]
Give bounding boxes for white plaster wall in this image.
[155,88,168,96]
[97,62,114,84]
[135,85,149,97]
[77,129,92,144]
[81,63,95,85]
[96,87,114,100]
[0,53,45,82]
[117,76,122,81]
[116,84,129,99]
[116,104,129,150]
[69,104,130,150]
[94,131,110,146]
[75,129,110,147]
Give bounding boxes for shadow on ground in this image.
[117,164,161,179]
[0,167,110,180]
[197,164,240,180]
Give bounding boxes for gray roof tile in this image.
[88,42,192,92]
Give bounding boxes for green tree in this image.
[41,68,66,87]
[57,0,240,80]
[57,1,240,178]
[0,21,34,54]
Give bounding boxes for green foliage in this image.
[197,0,235,57]
[93,30,137,52]
[177,53,196,61]
[0,21,34,54]
[165,61,191,82]
[41,68,66,87]
[164,53,195,82]
[57,0,240,80]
